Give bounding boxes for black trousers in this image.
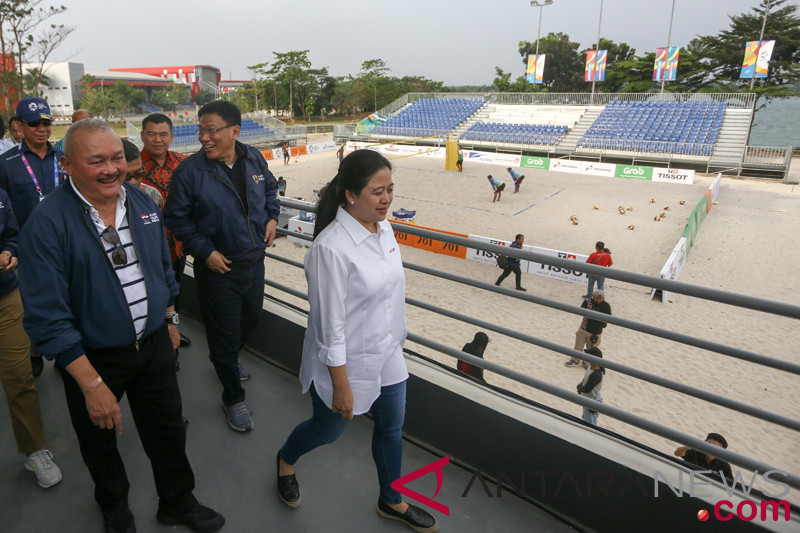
[60,324,196,514]
[194,257,264,405]
[172,255,187,313]
[496,265,522,289]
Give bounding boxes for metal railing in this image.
[269,197,800,492]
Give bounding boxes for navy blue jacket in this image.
[18,181,178,368]
[0,140,65,227]
[0,188,20,298]
[164,141,280,264]
[506,240,522,269]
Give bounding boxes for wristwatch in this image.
[165,312,180,325]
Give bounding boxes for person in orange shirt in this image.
[585,241,613,299]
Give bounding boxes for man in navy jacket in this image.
[18,119,224,533]
[165,100,279,433]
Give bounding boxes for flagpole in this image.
[750,0,772,90]
[660,0,676,94]
[591,0,604,102]
[530,0,553,84]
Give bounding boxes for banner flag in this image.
[526,54,537,83]
[653,47,667,81]
[756,40,775,77]
[535,54,545,84]
[740,40,775,79]
[665,46,680,81]
[585,50,597,82]
[594,49,607,81]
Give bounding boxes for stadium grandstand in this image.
[338,92,792,179]
[169,118,279,149]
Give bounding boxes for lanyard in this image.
[19,145,59,199]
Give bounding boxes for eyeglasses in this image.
[197,124,234,137]
[101,226,127,265]
[127,166,146,181]
[26,119,52,128]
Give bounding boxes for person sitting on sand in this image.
[506,168,525,193]
[488,175,505,202]
[674,432,733,481]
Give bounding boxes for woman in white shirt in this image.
[276,150,438,533]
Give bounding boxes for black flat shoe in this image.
[377,499,439,532]
[103,503,136,533]
[31,355,44,378]
[276,451,300,508]
[179,334,191,347]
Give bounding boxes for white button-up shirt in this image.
[299,206,408,415]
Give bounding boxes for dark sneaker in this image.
[222,401,253,432]
[516,287,527,291]
[157,503,225,533]
[238,360,251,381]
[377,499,439,532]
[103,504,136,533]
[31,355,44,377]
[179,334,191,347]
[276,452,301,508]
[564,360,580,367]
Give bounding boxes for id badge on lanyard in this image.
[19,145,59,201]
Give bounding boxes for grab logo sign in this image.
[615,165,653,180]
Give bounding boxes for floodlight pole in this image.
[750,0,772,90]
[590,0,604,103]
[660,0,676,94]
[530,0,553,82]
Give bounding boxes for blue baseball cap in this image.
[16,97,53,123]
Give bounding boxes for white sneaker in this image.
[25,449,63,488]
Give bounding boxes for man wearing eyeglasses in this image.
[17,119,225,533]
[165,100,280,433]
[140,113,191,352]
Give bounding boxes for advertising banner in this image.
[307,141,336,154]
[549,159,582,173]
[585,50,607,82]
[653,47,667,81]
[526,54,537,83]
[580,161,616,177]
[652,167,694,184]
[286,216,314,246]
[654,237,688,302]
[615,165,653,180]
[585,50,597,82]
[665,47,680,81]
[526,246,590,284]
[520,155,551,169]
[740,40,775,78]
[535,55,546,84]
[466,150,522,166]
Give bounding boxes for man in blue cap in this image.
[0,97,65,227]
[0,97,66,376]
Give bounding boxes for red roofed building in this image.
[109,65,221,97]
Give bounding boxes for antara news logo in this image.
[392,456,793,524]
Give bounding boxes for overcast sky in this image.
[55,0,777,86]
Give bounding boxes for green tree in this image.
[0,0,73,110]
[518,32,584,92]
[192,89,215,107]
[77,75,144,117]
[691,0,800,100]
[580,38,636,93]
[359,59,389,111]
[22,66,50,96]
[491,67,534,93]
[150,83,190,110]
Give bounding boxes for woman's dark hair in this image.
[313,149,392,238]
[463,332,489,359]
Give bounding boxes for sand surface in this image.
[265,146,800,499]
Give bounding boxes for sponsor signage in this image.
[615,165,653,180]
[521,156,550,169]
[465,235,534,271]
[286,216,314,247]
[549,160,582,173]
[466,150,521,165]
[581,162,616,177]
[652,168,694,184]
[307,141,336,154]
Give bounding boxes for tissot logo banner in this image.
[391,456,450,515]
[521,156,550,169]
[652,168,695,184]
[615,165,653,180]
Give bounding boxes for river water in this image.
[749,96,800,148]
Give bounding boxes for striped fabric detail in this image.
[99,223,149,339]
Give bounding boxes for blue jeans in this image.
[582,398,602,426]
[280,380,407,504]
[586,274,605,297]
